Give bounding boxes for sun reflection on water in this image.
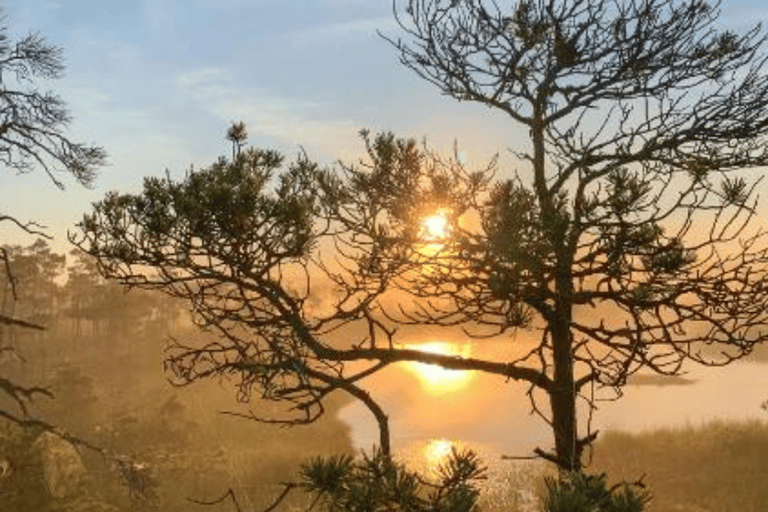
[403,341,475,393]
[398,439,545,511]
[424,438,454,467]
[403,438,461,478]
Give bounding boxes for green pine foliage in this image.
[292,448,653,512]
[540,472,651,512]
[298,447,486,512]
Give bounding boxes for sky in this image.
[1,0,767,252]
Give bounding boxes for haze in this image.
[3,1,768,511]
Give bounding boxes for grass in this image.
[588,419,768,512]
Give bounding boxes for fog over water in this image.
[338,340,768,467]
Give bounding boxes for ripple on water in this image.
[394,438,549,512]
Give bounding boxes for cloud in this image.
[195,0,254,7]
[175,66,361,159]
[66,27,146,77]
[176,67,232,91]
[196,0,377,9]
[5,0,63,33]
[286,16,396,44]
[144,0,175,31]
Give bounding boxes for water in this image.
[337,340,768,508]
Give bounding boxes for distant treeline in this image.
[0,240,354,512]
[0,239,185,373]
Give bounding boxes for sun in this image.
[403,341,474,393]
[421,209,450,241]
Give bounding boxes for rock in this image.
[29,431,88,500]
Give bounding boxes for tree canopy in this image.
[75,0,768,475]
[384,0,768,469]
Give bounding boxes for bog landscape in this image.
[2,1,768,511]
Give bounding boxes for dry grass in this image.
[588,419,768,512]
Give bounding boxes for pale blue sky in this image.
[1,0,766,250]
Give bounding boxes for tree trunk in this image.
[550,317,579,471]
[531,101,580,471]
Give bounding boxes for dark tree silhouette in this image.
[378,0,768,470]
[0,6,106,428]
[74,0,768,477]
[0,19,106,189]
[226,121,248,160]
[72,127,508,458]
[0,5,106,326]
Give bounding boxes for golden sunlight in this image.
[423,438,454,467]
[404,341,475,393]
[421,210,450,241]
[402,438,465,478]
